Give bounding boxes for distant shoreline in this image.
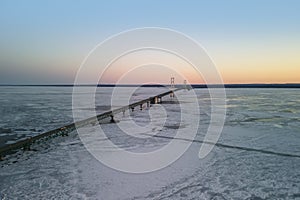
[0,84,300,88]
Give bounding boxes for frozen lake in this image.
[0,87,299,199]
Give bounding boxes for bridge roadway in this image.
[0,88,181,158]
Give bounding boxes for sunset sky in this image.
[0,0,299,84]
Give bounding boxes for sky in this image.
[0,0,299,84]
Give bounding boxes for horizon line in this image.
[0,83,300,88]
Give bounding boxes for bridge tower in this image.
[170,77,175,89]
[170,77,175,98]
[184,80,187,90]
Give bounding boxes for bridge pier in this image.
[170,91,174,98]
[140,104,143,110]
[110,115,115,123]
[158,97,162,103]
[23,143,31,151]
[150,97,156,104]
[150,96,163,104]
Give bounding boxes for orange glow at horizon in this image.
[76,44,300,85]
[206,39,300,84]
[99,49,206,85]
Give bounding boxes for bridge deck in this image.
[0,88,181,158]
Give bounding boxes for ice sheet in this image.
[0,87,300,199]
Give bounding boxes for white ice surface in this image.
[0,88,300,199]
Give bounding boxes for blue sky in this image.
[0,0,299,84]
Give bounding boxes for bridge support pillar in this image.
[170,91,174,98]
[110,115,115,123]
[158,97,162,103]
[23,143,31,151]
